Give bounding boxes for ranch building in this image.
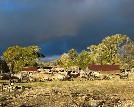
[88,65,120,74]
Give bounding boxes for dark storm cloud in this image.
[0,0,134,60]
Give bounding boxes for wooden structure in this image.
[21,67,38,73]
[88,65,120,74]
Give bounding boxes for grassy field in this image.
[17,77,134,100]
[0,73,134,107]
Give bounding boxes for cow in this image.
[88,71,110,80]
[11,72,23,82]
[131,68,134,72]
[79,69,87,78]
[28,72,69,81]
[115,72,129,79]
[51,73,68,81]
[28,72,54,82]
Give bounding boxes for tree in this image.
[87,34,129,65]
[120,40,134,69]
[58,49,78,68]
[3,45,44,73]
[53,58,63,66]
[77,50,91,70]
[0,57,10,73]
[60,53,70,68]
[68,49,78,67]
[87,44,102,64]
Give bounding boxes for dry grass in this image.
[0,73,134,106]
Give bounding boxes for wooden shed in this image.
[21,67,38,73]
[88,65,120,74]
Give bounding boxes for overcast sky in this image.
[0,0,134,61]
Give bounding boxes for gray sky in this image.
[0,0,134,61]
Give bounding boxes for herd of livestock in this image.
[0,66,130,83]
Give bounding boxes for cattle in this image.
[79,69,87,78]
[27,72,43,82]
[120,69,130,74]
[28,69,70,82]
[11,72,23,82]
[37,68,45,72]
[38,67,53,74]
[0,72,23,82]
[51,73,69,81]
[115,72,129,79]
[52,67,64,72]
[131,68,134,72]
[66,67,80,79]
[86,71,111,80]
[36,66,79,81]
[39,73,54,81]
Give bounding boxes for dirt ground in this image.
[0,74,134,107]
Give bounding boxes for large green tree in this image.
[53,58,63,66]
[120,40,134,69]
[60,53,70,68]
[77,50,91,70]
[87,34,129,65]
[68,49,78,67]
[3,45,44,73]
[57,49,78,68]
